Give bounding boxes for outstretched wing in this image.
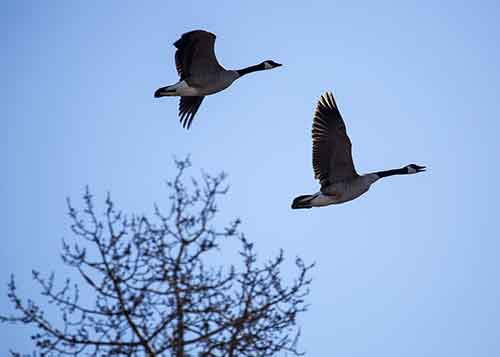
[173,30,223,80]
[312,91,358,187]
[179,96,205,129]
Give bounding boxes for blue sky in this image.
[2,0,500,355]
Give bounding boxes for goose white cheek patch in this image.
[407,166,417,174]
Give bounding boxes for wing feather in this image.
[179,96,205,129]
[173,30,223,81]
[312,91,358,187]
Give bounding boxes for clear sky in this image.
[2,0,500,355]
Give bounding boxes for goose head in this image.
[405,164,426,174]
[262,60,282,70]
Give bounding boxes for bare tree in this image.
[1,159,313,356]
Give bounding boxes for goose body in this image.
[154,30,282,129]
[291,92,425,209]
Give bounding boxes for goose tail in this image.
[291,195,314,209]
[154,85,177,97]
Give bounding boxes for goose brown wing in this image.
[179,96,205,129]
[173,30,224,81]
[312,91,358,187]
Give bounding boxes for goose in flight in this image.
[154,30,282,129]
[291,91,426,209]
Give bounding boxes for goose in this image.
[291,91,426,209]
[154,30,282,129]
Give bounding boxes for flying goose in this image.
[154,30,282,129]
[291,91,426,209]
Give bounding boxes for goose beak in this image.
[415,165,426,172]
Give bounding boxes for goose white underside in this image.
[309,193,338,206]
[309,190,368,206]
[164,80,201,96]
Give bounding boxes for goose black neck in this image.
[236,63,265,77]
[375,167,407,178]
